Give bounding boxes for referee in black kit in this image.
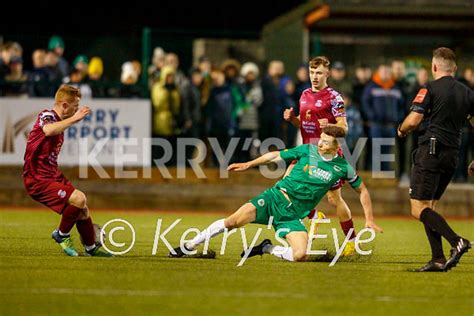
[397,47,473,272]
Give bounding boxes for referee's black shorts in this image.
[409,143,459,201]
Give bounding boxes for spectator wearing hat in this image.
[151,65,181,165]
[221,59,248,136]
[67,68,92,99]
[118,61,144,98]
[62,55,91,97]
[88,57,107,98]
[236,62,263,161]
[48,35,69,78]
[73,55,89,77]
[151,65,181,136]
[329,61,352,97]
[148,47,165,89]
[3,56,28,97]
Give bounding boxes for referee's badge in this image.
[414,88,427,103]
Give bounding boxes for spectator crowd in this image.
[1,36,473,181]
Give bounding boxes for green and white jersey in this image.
[275,144,362,218]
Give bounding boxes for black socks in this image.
[420,208,459,247]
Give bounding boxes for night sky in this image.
[3,1,308,36]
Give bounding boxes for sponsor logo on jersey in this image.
[304,164,332,182]
[413,88,427,103]
[314,168,332,182]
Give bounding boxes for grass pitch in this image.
[0,209,473,315]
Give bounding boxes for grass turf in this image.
[0,209,473,315]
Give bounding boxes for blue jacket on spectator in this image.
[206,83,236,136]
[362,72,405,126]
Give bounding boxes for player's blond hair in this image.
[55,84,81,103]
[432,47,456,73]
[309,56,330,69]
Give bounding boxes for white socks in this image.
[186,219,226,250]
[58,230,69,237]
[85,244,96,251]
[263,244,294,262]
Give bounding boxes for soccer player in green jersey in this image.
[169,126,383,262]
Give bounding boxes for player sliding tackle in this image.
[170,126,383,262]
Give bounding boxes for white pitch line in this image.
[1,288,309,299]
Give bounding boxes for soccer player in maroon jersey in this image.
[23,85,111,257]
[284,56,360,255]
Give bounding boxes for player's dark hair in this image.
[309,56,330,69]
[322,126,346,138]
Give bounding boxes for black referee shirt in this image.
[411,75,474,148]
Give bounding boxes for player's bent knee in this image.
[292,249,308,262]
[69,190,87,209]
[326,190,342,207]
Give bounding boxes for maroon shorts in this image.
[23,175,75,214]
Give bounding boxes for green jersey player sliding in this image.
[170,126,383,262]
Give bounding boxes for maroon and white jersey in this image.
[23,109,64,181]
[299,87,346,144]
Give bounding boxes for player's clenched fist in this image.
[72,106,91,122]
[318,118,329,128]
[283,107,295,122]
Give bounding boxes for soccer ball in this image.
[80,223,105,246]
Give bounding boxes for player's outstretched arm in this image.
[353,182,383,233]
[227,151,282,172]
[43,106,91,136]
